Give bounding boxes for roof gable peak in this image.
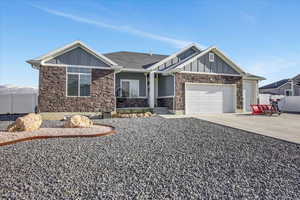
[27,40,118,68]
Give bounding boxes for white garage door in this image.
[185,83,236,114]
[243,80,257,112]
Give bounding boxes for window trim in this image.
[66,67,92,97]
[209,52,215,62]
[120,79,140,98]
[284,89,292,96]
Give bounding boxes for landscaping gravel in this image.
[0,117,299,199]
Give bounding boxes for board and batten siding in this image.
[182,52,239,75]
[157,75,174,97]
[46,47,110,67]
[157,47,199,71]
[115,72,147,97]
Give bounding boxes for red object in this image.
[250,104,263,115]
[250,104,275,115]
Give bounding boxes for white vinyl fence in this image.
[0,94,38,114]
[278,96,300,112]
[259,94,285,104]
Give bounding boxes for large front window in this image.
[67,67,91,97]
[120,79,139,97]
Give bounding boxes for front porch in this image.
[115,71,175,111]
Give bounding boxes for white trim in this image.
[37,41,117,66]
[27,41,121,69]
[209,52,215,62]
[157,96,174,99]
[185,82,237,86]
[184,82,237,114]
[147,43,202,71]
[242,76,265,80]
[120,79,140,98]
[170,46,246,75]
[65,67,92,97]
[145,73,148,98]
[114,71,116,111]
[178,71,242,77]
[119,68,150,72]
[116,97,147,99]
[40,63,122,70]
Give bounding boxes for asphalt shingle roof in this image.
[259,79,289,89]
[104,51,168,69]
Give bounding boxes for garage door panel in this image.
[185,84,236,114]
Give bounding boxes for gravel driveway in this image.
[0,117,299,199]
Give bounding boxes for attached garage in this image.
[185,83,236,114]
[243,80,258,112]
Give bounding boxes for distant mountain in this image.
[0,84,38,94]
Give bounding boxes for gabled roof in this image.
[146,43,203,71]
[259,79,290,89]
[27,40,119,68]
[104,51,168,70]
[169,46,246,75]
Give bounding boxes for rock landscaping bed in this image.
[0,114,115,146]
[0,117,299,199]
[0,125,115,146]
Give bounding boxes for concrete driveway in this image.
[163,113,300,144]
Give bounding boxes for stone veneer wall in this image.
[157,98,174,110]
[38,66,115,112]
[175,73,243,112]
[116,98,149,108]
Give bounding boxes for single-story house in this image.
[27,41,265,114]
[259,75,300,96]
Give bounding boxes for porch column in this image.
[149,72,155,108]
[291,80,295,96]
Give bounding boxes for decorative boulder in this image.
[64,115,93,128]
[7,113,42,132]
[144,112,153,117]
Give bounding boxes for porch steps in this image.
[153,107,171,115]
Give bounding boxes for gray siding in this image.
[183,52,239,75]
[116,72,147,97]
[157,47,199,71]
[46,47,110,67]
[158,75,174,97]
[177,48,197,61]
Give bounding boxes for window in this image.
[120,79,139,97]
[209,52,215,62]
[67,67,91,97]
[285,89,292,96]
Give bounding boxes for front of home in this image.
[27,41,265,114]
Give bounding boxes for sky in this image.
[1,0,300,88]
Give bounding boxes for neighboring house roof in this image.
[104,51,168,70]
[259,79,290,89]
[27,40,120,68]
[291,74,300,81]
